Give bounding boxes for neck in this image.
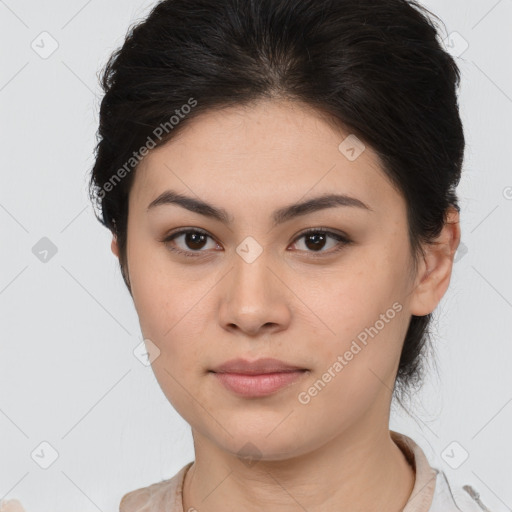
[182,424,415,512]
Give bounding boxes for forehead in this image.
[130,99,401,217]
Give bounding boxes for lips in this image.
[211,357,306,375]
[210,357,308,397]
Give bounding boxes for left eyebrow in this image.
[272,193,373,226]
[146,189,373,227]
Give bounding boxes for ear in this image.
[111,234,120,258]
[409,207,461,316]
[110,234,132,294]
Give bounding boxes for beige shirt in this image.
[118,430,491,512]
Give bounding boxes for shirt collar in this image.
[390,430,438,512]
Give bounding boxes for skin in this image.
[111,98,460,512]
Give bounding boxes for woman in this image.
[87,0,492,511]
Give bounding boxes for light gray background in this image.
[0,0,511,510]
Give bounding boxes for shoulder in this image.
[430,470,496,512]
[119,462,193,512]
[390,431,497,512]
[0,500,26,512]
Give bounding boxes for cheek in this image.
[299,259,401,335]
[130,277,169,341]
[295,293,405,429]
[296,253,409,381]
[128,248,211,374]
[128,241,188,338]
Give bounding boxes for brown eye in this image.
[162,229,220,257]
[291,228,351,255]
[303,232,329,251]
[181,231,208,250]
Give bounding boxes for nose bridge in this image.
[230,241,275,301]
[218,240,290,333]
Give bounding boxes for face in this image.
[115,99,443,460]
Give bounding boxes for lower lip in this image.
[211,370,307,397]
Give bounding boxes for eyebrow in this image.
[147,189,373,227]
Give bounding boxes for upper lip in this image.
[211,357,306,375]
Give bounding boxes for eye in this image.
[160,227,352,259]
[290,227,351,256]
[161,228,220,257]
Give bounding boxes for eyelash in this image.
[160,227,352,259]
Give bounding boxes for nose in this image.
[217,251,292,337]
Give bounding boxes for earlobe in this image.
[110,235,132,294]
[111,235,120,258]
[409,207,461,316]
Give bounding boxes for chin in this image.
[205,421,311,461]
